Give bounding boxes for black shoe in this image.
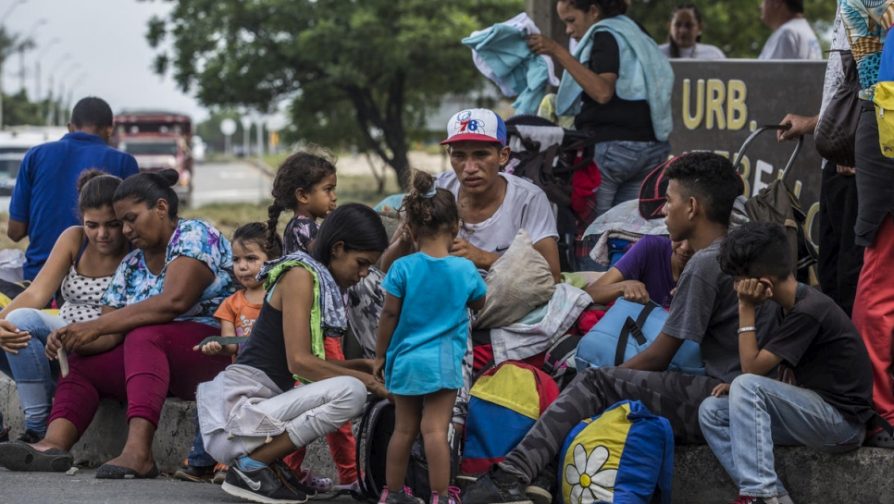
[463,468,533,504]
[221,464,308,504]
[173,459,215,482]
[525,471,554,504]
[16,430,42,445]
[0,441,73,472]
[270,459,318,497]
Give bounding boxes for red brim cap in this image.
[440,133,505,145]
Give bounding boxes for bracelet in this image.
[737,326,757,335]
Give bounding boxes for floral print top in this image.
[840,0,894,100]
[101,219,235,326]
[283,216,319,255]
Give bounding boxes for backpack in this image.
[637,156,681,220]
[543,330,584,390]
[575,299,704,375]
[558,400,673,504]
[743,180,817,283]
[460,361,560,476]
[355,398,461,501]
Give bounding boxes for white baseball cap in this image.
[441,108,507,146]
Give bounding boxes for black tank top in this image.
[235,300,294,392]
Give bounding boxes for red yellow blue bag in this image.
[460,361,559,476]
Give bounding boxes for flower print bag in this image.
[557,400,673,504]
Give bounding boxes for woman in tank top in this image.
[0,170,129,442]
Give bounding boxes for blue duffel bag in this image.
[575,298,704,374]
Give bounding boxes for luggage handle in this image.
[732,125,803,182]
[613,301,659,366]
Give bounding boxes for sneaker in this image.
[212,463,229,485]
[462,468,533,504]
[379,486,424,504]
[430,486,463,504]
[524,472,553,504]
[173,458,215,483]
[299,469,333,493]
[332,479,360,493]
[271,460,318,497]
[16,430,42,445]
[221,464,308,504]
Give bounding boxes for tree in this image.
[627,0,836,57]
[147,0,523,188]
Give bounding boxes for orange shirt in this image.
[214,290,262,338]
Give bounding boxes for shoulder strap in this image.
[614,302,657,366]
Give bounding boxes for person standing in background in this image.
[7,97,139,280]
[758,0,822,60]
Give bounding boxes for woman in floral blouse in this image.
[0,169,235,478]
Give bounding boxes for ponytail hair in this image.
[401,170,458,239]
[77,169,122,214]
[112,168,180,219]
[668,4,704,58]
[311,204,388,266]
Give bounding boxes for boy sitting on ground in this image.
[699,222,876,504]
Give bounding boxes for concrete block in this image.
[674,444,894,503]
[1,376,336,476]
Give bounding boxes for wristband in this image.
[737,326,757,335]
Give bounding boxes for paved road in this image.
[191,160,272,208]
[0,468,359,504]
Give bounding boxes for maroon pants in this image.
[49,322,229,435]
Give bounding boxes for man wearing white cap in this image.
[384,108,560,280]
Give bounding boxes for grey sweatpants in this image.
[500,367,722,483]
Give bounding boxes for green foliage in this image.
[627,0,837,58]
[147,0,523,187]
[2,90,49,126]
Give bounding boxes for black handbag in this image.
[815,49,860,167]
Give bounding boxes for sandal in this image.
[95,462,160,479]
[0,441,73,472]
[864,430,894,448]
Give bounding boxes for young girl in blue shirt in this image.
[374,171,487,504]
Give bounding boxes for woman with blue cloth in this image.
[528,0,674,219]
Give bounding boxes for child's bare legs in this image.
[421,389,458,497]
[386,395,423,493]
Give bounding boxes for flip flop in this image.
[95,462,160,479]
[0,441,73,472]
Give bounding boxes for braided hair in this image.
[266,150,336,255]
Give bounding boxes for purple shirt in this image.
[614,235,675,307]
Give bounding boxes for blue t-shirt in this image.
[10,132,139,279]
[382,253,486,396]
[101,219,235,326]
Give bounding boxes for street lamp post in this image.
[34,37,59,101]
[0,0,29,130]
[19,18,46,93]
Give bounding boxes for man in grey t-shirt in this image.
[464,153,750,504]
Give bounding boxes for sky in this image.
[2,0,208,121]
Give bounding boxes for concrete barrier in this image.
[3,376,893,502]
[0,376,336,476]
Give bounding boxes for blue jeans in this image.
[593,140,671,218]
[188,410,216,467]
[0,308,65,436]
[699,374,865,498]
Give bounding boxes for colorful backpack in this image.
[575,299,704,375]
[875,29,894,158]
[460,361,560,476]
[558,400,673,504]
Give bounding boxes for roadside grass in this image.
[0,173,400,252]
